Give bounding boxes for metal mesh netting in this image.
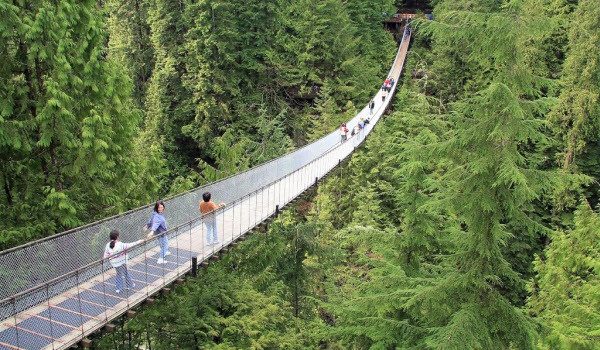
[0,27,411,315]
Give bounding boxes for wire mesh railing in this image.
[0,26,410,350]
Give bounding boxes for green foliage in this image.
[105,0,154,109]
[548,0,600,206]
[6,0,600,349]
[528,200,600,350]
[0,0,155,248]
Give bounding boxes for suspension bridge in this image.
[0,27,411,350]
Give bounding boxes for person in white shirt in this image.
[104,230,144,293]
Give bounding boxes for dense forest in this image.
[1,0,599,349]
[0,0,397,248]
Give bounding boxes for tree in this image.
[145,0,197,184]
[0,0,149,247]
[390,0,561,345]
[548,0,600,204]
[105,0,154,109]
[528,200,600,350]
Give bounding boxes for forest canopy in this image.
[1,0,599,349]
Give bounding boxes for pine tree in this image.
[105,0,154,109]
[528,200,600,350]
[145,0,197,183]
[0,0,148,247]
[548,0,600,204]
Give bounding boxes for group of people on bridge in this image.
[103,192,224,293]
[339,117,370,143]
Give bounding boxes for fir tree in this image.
[105,0,154,109]
[0,0,149,247]
[528,200,600,350]
[145,0,197,183]
[548,0,600,204]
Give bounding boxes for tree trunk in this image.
[2,172,13,206]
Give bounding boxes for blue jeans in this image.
[205,218,218,245]
[157,233,169,258]
[115,265,133,291]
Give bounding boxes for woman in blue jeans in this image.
[146,200,170,264]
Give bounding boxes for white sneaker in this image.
[115,289,121,294]
[157,258,165,264]
[164,251,172,257]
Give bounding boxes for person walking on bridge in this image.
[145,200,170,264]
[199,192,225,245]
[369,99,375,115]
[384,78,390,90]
[104,230,144,293]
[340,123,349,142]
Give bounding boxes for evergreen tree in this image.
[528,200,600,350]
[105,0,154,109]
[404,82,548,349]
[392,92,448,273]
[393,1,560,345]
[145,0,197,187]
[548,0,600,203]
[246,106,294,165]
[0,0,149,247]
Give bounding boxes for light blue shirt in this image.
[147,212,167,234]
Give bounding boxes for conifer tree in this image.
[405,82,548,349]
[267,0,363,106]
[548,0,600,203]
[105,0,154,109]
[0,0,149,246]
[392,92,448,273]
[145,0,197,183]
[528,200,600,350]
[395,1,559,346]
[246,107,294,165]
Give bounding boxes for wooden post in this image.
[191,256,198,277]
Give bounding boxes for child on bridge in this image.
[104,230,144,293]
